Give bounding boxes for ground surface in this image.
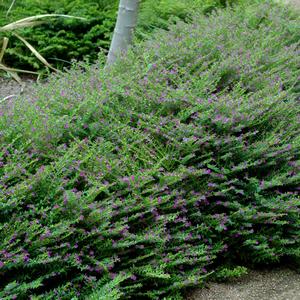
[187,267,300,300]
[280,0,300,8]
[0,76,36,102]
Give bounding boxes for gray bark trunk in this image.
[107,0,139,66]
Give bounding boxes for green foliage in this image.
[0,13,86,82]
[215,266,248,281]
[0,1,299,299]
[0,0,118,71]
[0,0,244,71]
[138,0,243,29]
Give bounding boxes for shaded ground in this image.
[290,0,300,7]
[0,76,36,102]
[187,267,300,300]
[281,0,300,8]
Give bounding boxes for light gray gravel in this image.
[0,77,36,102]
[187,267,300,300]
[277,0,300,9]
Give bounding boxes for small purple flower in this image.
[75,254,81,264]
[259,180,265,188]
[130,275,137,281]
[95,266,103,273]
[122,177,130,184]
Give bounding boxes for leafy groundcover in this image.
[0,1,299,299]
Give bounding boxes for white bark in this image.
[107,0,140,66]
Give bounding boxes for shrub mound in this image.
[0,1,299,299]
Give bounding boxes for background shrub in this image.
[0,0,118,70]
[0,1,299,299]
[0,0,243,71]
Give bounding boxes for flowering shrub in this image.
[0,1,299,299]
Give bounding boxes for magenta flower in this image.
[131,275,137,281]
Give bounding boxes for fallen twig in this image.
[0,94,17,103]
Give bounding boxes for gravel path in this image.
[0,77,36,102]
[187,267,300,300]
[278,0,300,8]
[290,0,300,7]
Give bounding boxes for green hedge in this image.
[0,1,299,299]
[0,0,242,71]
[0,0,118,70]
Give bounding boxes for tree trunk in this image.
[107,0,140,66]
